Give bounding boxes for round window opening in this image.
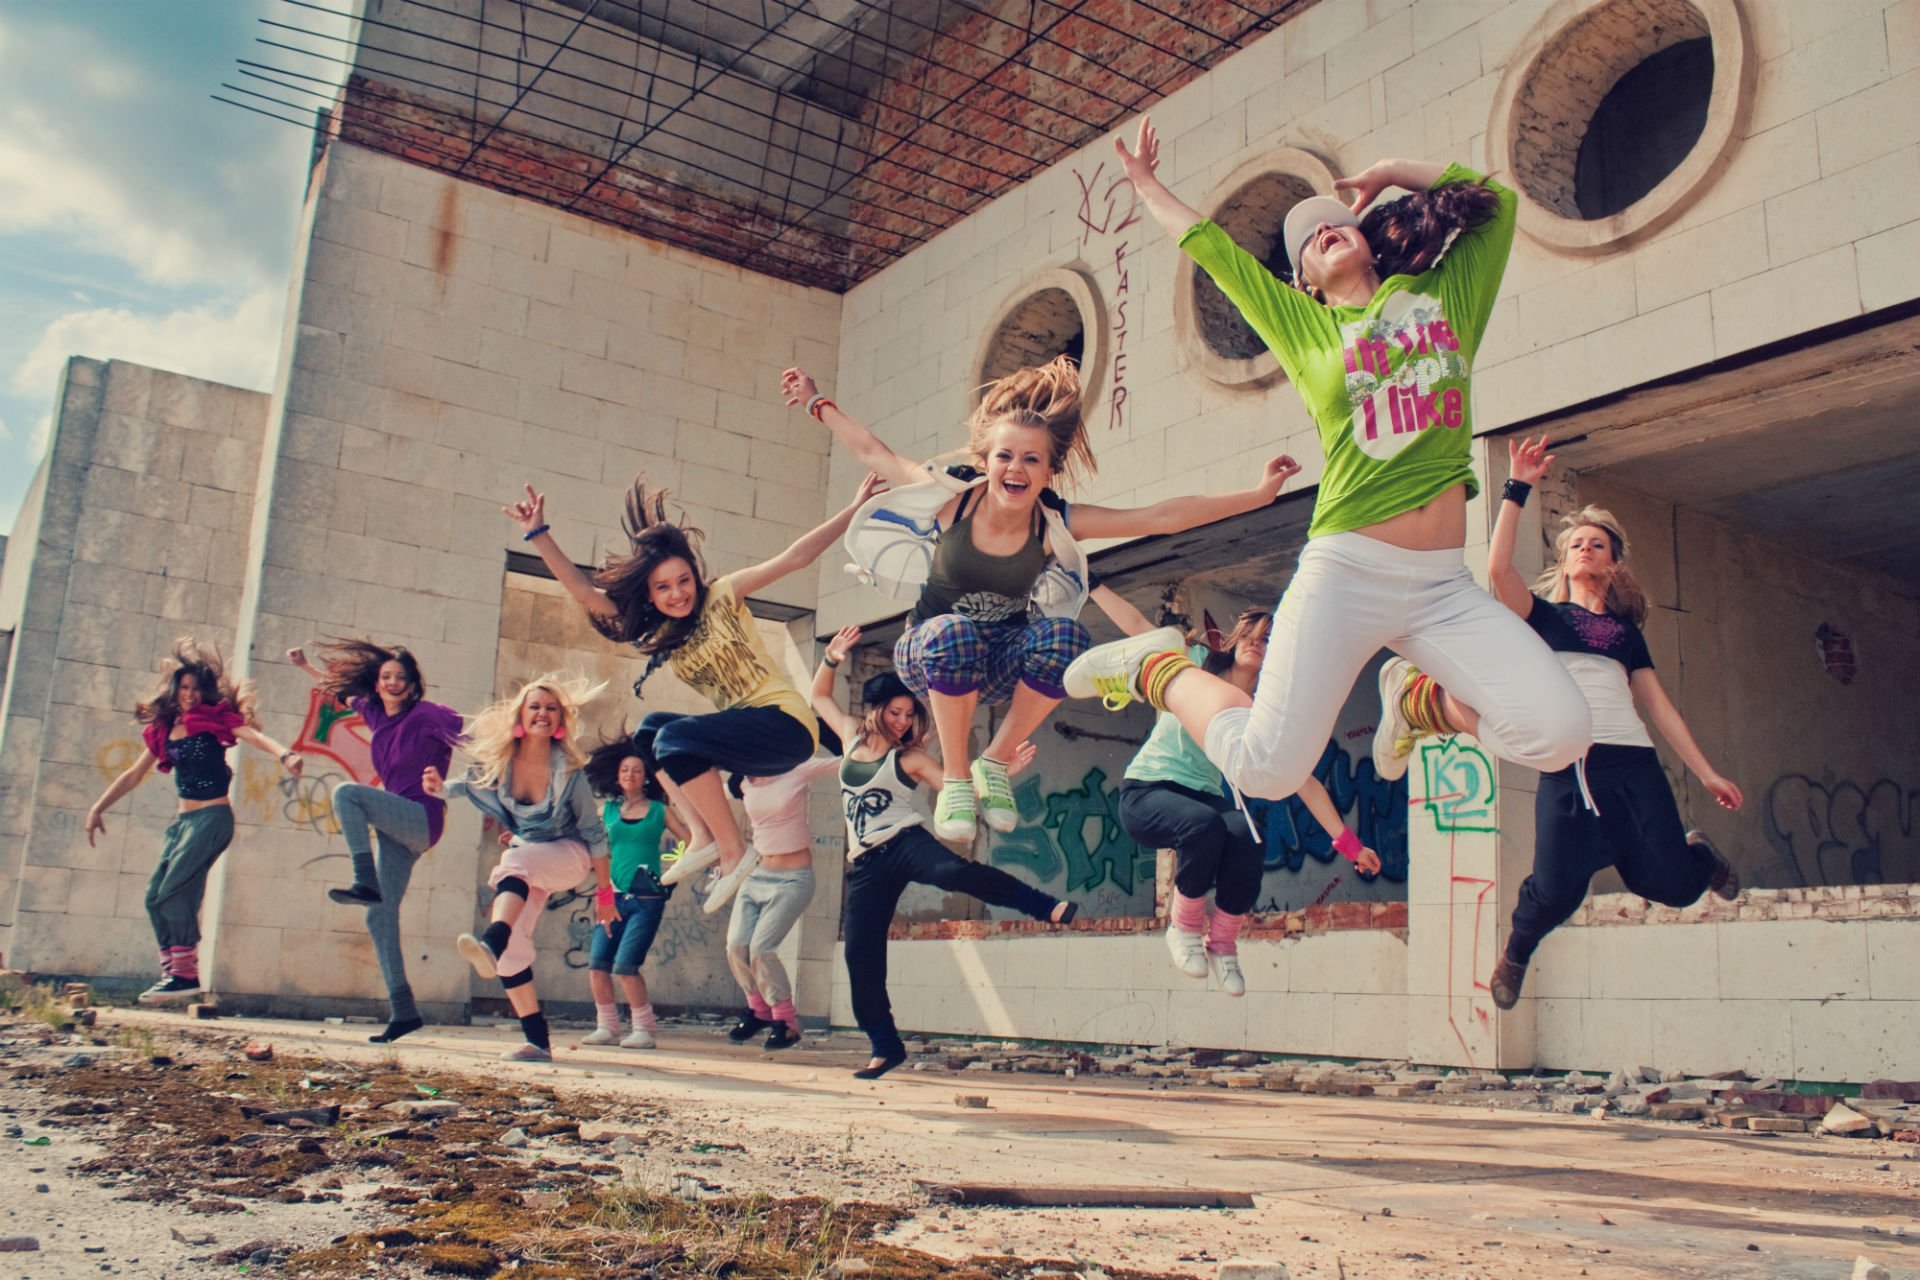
[1196,172,1315,361]
[979,287,1086,384]
[1575,37,1714,220]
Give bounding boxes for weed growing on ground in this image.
[12,982,70,1031]
[113,1024,158,1058]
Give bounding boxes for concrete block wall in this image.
[0,359,269,982]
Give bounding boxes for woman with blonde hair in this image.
[1371,437,1741,1010]
[781,355,1298,841]
[84,638,304,1006]
[426,673,615,1062]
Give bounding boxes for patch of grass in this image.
[114,1023,159,1058]
[11,981,70,1031]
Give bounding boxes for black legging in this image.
[1117,780,1263,914]
[841,825,1058,1059]
[1507,744,1716,964]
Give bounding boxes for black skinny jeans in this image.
[841,825,1059,1059]
[1117,780,1264,914]
[1508,745,1716,964]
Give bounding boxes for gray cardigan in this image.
[445,751,609,864]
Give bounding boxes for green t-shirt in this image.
[604,799,668,894]
[1179,164,1516,538]
[1123,647,1225,794]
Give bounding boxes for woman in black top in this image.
[1371,438,1741,1009]
[85,638,305,1006]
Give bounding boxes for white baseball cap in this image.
[1283,195,1361,277]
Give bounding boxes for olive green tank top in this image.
[909,489,1046,626]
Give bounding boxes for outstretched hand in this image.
[780,367,819,409]
[1259,454,1302,500]
[825,625,861,666]
[1508,435,1554,486]
[84,809,106,848]
[852,471,887,506]
[1332,162,1398,217]
[1005,740,1039,779]
[1113,116,1160,188]
[503,484,547,536]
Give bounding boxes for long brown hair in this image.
[593,478,709,690]
[1533,505,1649,625]
[583,723,664,801]
[135,636,257,727]
[311,638,424,710]
[1358,179,1505,281]
[966,354,1095,491]
[1202,609,1272,678]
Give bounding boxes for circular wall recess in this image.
[1174,148,1337,388]
[972,268,1107,416]
[1487,0,1754,254]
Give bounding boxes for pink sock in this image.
[771,999,799,1032]
[633,1003,658,1033]
[745,992,773,1020]
[595,1001,619,1034]
[1170,891,1206,934]
[1206,909,1245,956]
[170,946,200,980]
[157,949,172,977]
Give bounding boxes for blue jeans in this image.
[590,893,668,976]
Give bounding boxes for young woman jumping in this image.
[1092,586,1381,995]
[811,625,1072,1079]
[577,731,689,1049]
[427,674,615,1062]
[287,639,464,1043]
[85,638,304,1006]
[1372,437,1741,1009]
[781,356,1298,841]
[505,473,883,915]
[1062,119,1590,802]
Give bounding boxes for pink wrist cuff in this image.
[1332,828,1363,862]
[595,886,616,906]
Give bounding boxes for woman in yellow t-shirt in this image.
[507,472,883,913]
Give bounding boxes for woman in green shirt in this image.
[1066,118,1590,805]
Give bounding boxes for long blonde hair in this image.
[1533,505,1648,625]
[461,672,604,790]
[966,354,1095,490]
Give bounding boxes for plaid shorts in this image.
[894,613,1090,704]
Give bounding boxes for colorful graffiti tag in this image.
[1243,739,1410,882]
[993,767,1152,896]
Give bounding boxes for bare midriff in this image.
[179,796,231,814]
[1351,483,1468,551]
[758,849,813,871]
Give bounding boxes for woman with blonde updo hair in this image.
[1370,437,1742,1012]
[782,355,1300,842]
[425,673,615,1062]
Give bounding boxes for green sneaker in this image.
[933,779,977,841]
[970,756,1017,833]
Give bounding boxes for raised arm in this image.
[1295,776,1383,876]
[780,370,924,489]
[503,484,619,622]
[1486,435,1552,618]
[731,472,887,599]
[1333,158,1451,215]
[286,647,324,685]
[809,625,864,745]
[1088,584,1155,638]
[1629,670,1743,812]
[1113,116,1204,242]
[84,753,156,847]
[235,725,304,780]
[1070,455,1301,541]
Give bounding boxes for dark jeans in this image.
[589,893,668,976]
[842,824,1059,1059]
[634,707,815,786]
[1508,745,1715,964]
[1118,780,1264,915]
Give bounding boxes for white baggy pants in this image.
[1203,532,1592,799]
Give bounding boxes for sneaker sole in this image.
[137,988,201,1006]
[660,843,720,885]
[456,934,498,980]
[1372,657,1414,783]
[1062,626,1186,701]
[620,1039,658,1050]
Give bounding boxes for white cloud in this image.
[12,289,284,407]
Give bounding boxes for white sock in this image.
[633,1003,658,1033]
[595,1001,619,1034]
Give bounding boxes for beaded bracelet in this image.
[522,523,551,541]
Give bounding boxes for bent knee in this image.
[1509,689,1593,774]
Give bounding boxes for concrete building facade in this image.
[2,0,1916,1081]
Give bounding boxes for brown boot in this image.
[1690,829,1740,900]
[1489,950,1528,1011]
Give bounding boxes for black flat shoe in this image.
[1050,900,1079,925]
[852,1053,907,1080]
[728,1011,772,1043]
[328,883,383,906]
[369,1016,424,1044]
[763,1025,801,1051]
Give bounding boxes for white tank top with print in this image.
[838,748,923,857]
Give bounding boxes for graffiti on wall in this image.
[1072,160,1141,432]
[1418,739,1499,833]
[1765,772,1919,887]
[993,767,1152,896]
[1243,739,1410,883]
[547,883,723,972]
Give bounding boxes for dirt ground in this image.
[3,1006,1917,1280]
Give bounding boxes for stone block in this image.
[1749,12,1890,135]
[1711,245,1861,357]
[1324,9,1410,98]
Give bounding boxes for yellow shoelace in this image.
[1093,673,1134,712]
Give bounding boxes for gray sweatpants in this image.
[147,806,235,950]
[332,783,432,1023]
[724,867,815,1006]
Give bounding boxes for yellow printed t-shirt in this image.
[668,573,818,744]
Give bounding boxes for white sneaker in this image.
[455,932,499,980]
[660,840,719,885]
[1209,950,1247,997]
[702,846,760,914]
[1371,656,1418,783]
[970,756,1018,833]
[933,779,977,842]
[580,1026,618,1046]
[1063,626,1186,709]
[502,1042,552,1062]
[1165,923,1207,978]
[620,1027,658,1050]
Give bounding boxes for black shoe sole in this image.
[370,1017,424,1044]
[1052,901,1079,925]
[328,886,383,906]
[852,1053,907,1080]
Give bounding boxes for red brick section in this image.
[889,899,1407,942]
[335,0,1316,291]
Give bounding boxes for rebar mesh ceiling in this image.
[221,0,1315,291]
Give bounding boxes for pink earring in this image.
[552,723,567,740]
[512,723,527,739]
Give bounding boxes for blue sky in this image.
[0,0,350,532]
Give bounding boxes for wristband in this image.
[1502,479,1531,508]
[522,523,551,541]
[595,885,616,907]
[806,395,837,421]
[1332,827,1364,862]
[824,655,841,668]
